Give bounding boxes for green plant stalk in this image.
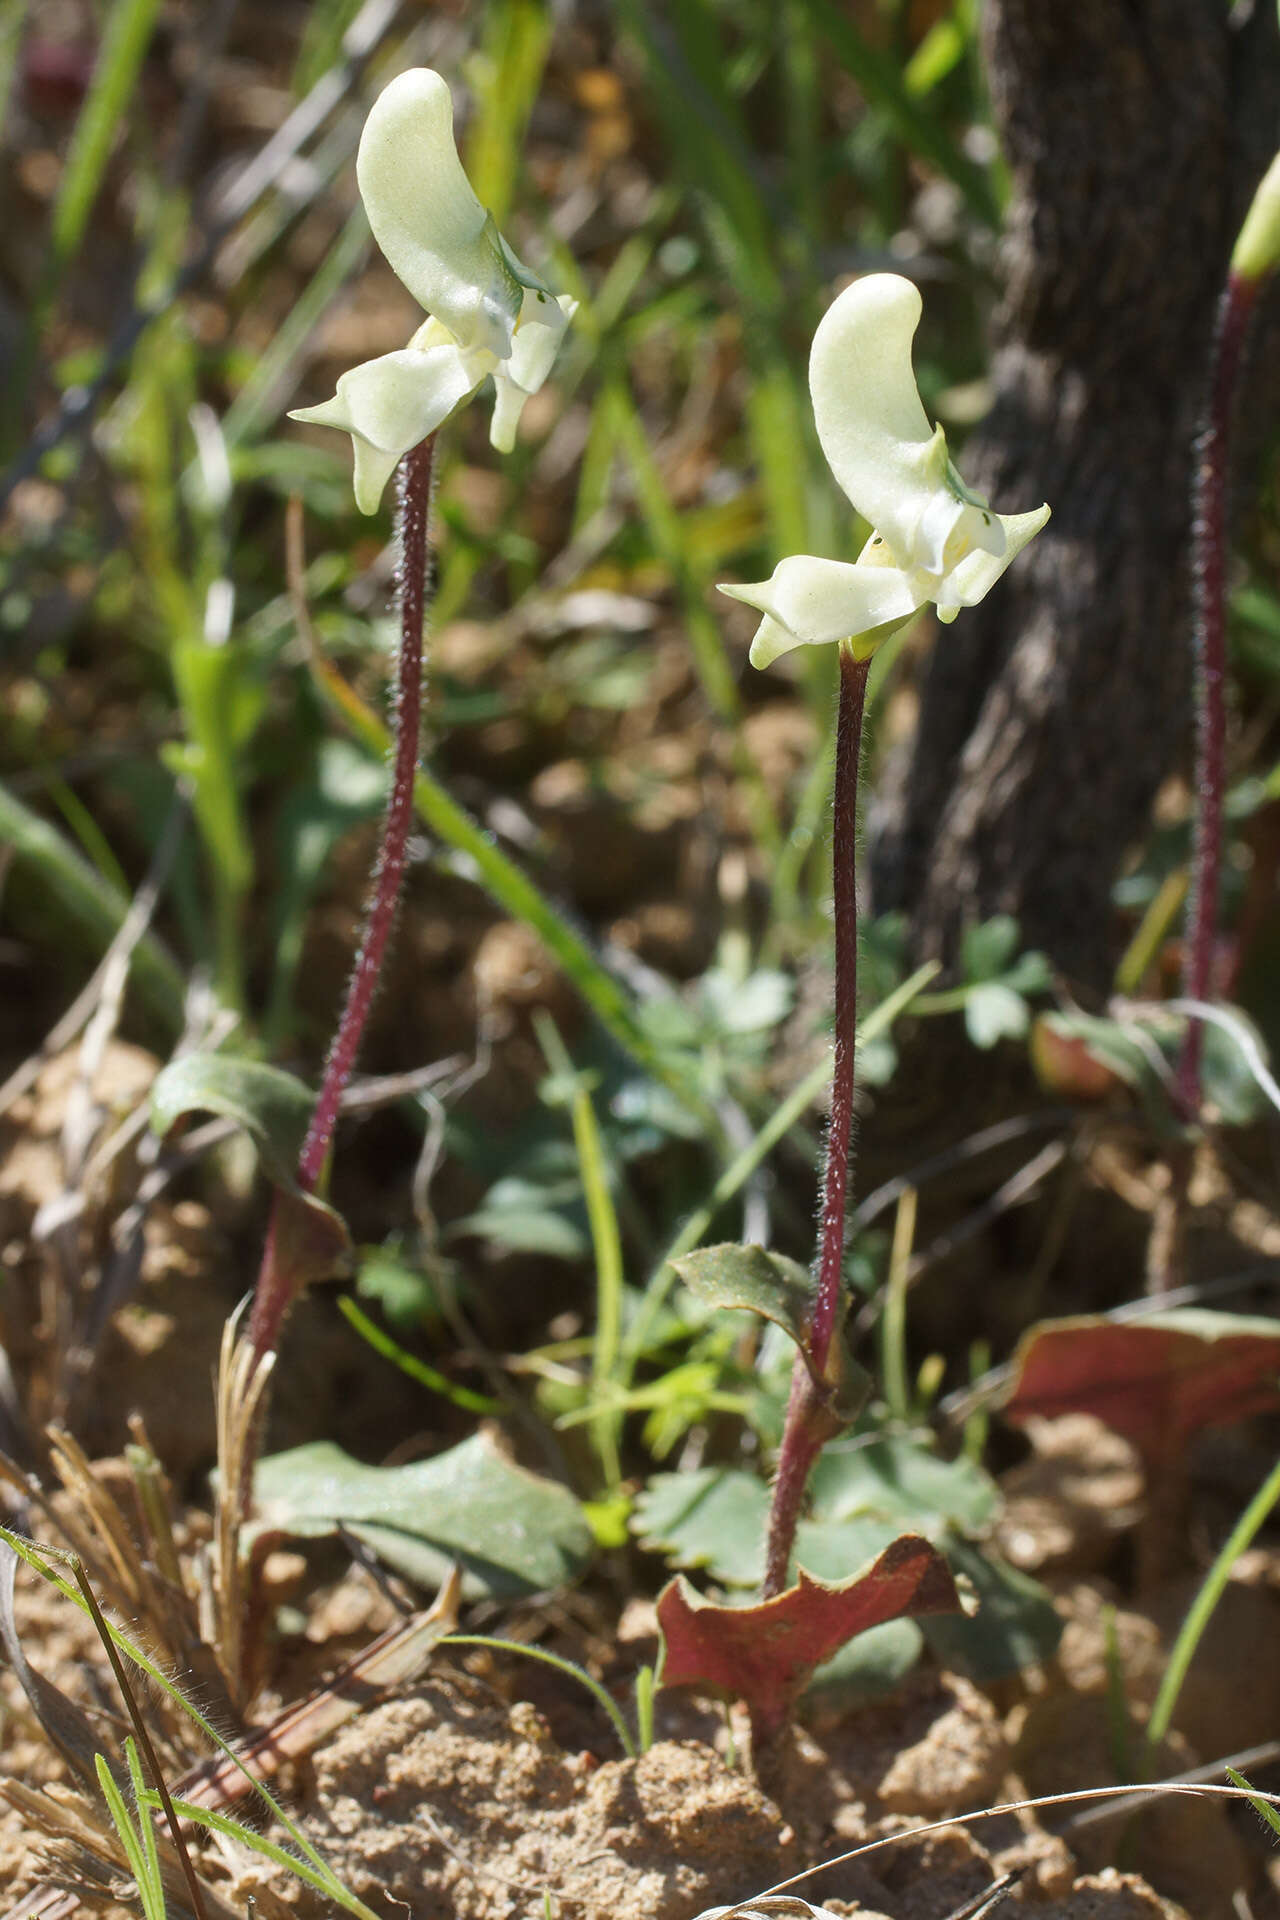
[762,643,871,1600]
[442,1634,636,1758]
[635,1663,656,1751]
[223,203,371,449]
[573,1077,626,1492]
[1143,1452,1280,1768]
[249,432,435,1367]
[880,1184,917,1425]
[49,0,162,272]
[463,0,553,222]
[607,381,782,856]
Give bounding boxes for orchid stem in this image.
[762,643,869,1601]
[1177,272,1257,1117]
[247,432,436,1370]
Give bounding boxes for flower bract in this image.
[290,67,575,511]
[720,273,1049,668]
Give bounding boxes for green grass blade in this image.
[49,0,163,282]
[337,1296,502,1415]
[0,1529,371,1912]
[1226,1767,1280,1842]
[806,0,998,226]
[615,0,782,310]
[95,1753,157,1916]
[0,781,186,1035]
[463,0,553,224]
[151,1795,381,1918]
[125,1737,167,1920]
[223,204,371,450]
[0,0,30,139]
[1144,1454,1280,1766]
[542,1022,626,1492]
[443,1633,635,1758]
[606,382,781,855]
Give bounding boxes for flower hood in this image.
[290,68,575,511]
[720,273,1049,668]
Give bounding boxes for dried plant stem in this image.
[1177,272,1258,1115]
[247,432,436,1368]
[762,644,870,1600]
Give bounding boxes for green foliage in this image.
[0,781,186,1035]
[635,1429,1060,1688]
[250,1432,594,1599]
[150,1052,317,1189]
[12,0,1280,1789]
[2,1529,383,1920]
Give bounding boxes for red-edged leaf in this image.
[656,1534,963,1743]
[273,1187,353,1294]
[1029,1015,1132,1103]
[1003,1310,1280,1464]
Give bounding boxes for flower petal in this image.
[290,339,483,511]
[809,274,1001,580]
[487,291,578,452]
[933,503,1051,621]
[720,553,924,669]
[356,68,527,360]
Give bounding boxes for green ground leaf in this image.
[1030,1008,1167,1108]
[634,1467,770,1588]
[919,1538,1061,1680]
[672,1243,813,1347]
[149,1052,316,1189]
[961,913,1021,981]
[250,1433,593,1600]
[671,1242,871,1421]
[808,1434,999,1534]
[965,981,1030,1049]
[808,1616,924,1702]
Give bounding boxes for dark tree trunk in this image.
[870,0,1280,989]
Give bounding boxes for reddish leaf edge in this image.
[656,1533,965,1747]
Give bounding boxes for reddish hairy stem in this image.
[1177,273,1257,1114]
[248,433,436,1366]
[762,645,870,1600]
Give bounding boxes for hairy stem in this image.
[1177,273,1257,1115]
[248,433,436,1367]
[762,644,869,1600]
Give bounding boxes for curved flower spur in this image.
[720,272,1049,667]
[291,67,576,512]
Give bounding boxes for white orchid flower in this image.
[720,273,1049,669]
[290,68,576,512]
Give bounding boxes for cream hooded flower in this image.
[721,273,1049,668]
[291,68,576,512]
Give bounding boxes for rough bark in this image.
[871,0,1280,988]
